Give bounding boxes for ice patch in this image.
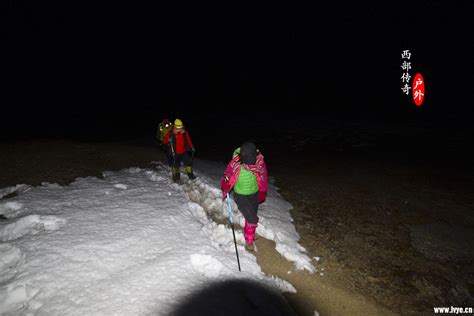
[114,184,128,190]
[1,215,66,241]
[190,254,225,278]
[0,244,24,283]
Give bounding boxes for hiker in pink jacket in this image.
[221,142,268,251]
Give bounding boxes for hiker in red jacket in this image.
[163,118,196,182]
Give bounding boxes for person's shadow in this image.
[168,279,298,316]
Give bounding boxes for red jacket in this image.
[163,129,194,155]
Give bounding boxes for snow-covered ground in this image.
[0,159,315,315]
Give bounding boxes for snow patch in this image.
[0,215,66,241]
[0,162,311,314]
[268,275,297,294]
[0,202,23,215]
[41,182,62,188]
[113,184,128,190]
[0,283,41,315]
[203,221,241,246]
[0,185,31,199]
[187,202,209,225]
[182,178,229,220]
[126,167,141,174]
[0,244,24,283]
[190,254,226,278]
[148,173,165,182]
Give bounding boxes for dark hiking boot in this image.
[172,172,180,183]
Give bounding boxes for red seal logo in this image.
[412,73,425,107]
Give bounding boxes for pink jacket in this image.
[221,151,268,203]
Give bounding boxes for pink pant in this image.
[244,220,257,244]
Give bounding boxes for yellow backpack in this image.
[157,119,173,144]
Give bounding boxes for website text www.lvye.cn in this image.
[433,306,473,314]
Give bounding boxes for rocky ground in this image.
[1,121,473,315]
[269,152,474,315]
[260,118,474,315]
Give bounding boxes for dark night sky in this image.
[2,1,473,138]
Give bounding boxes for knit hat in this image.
[240,141,257,165]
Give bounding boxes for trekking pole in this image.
[169,137,176,165]
[169,137,177,178]
[226,191,241,272]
